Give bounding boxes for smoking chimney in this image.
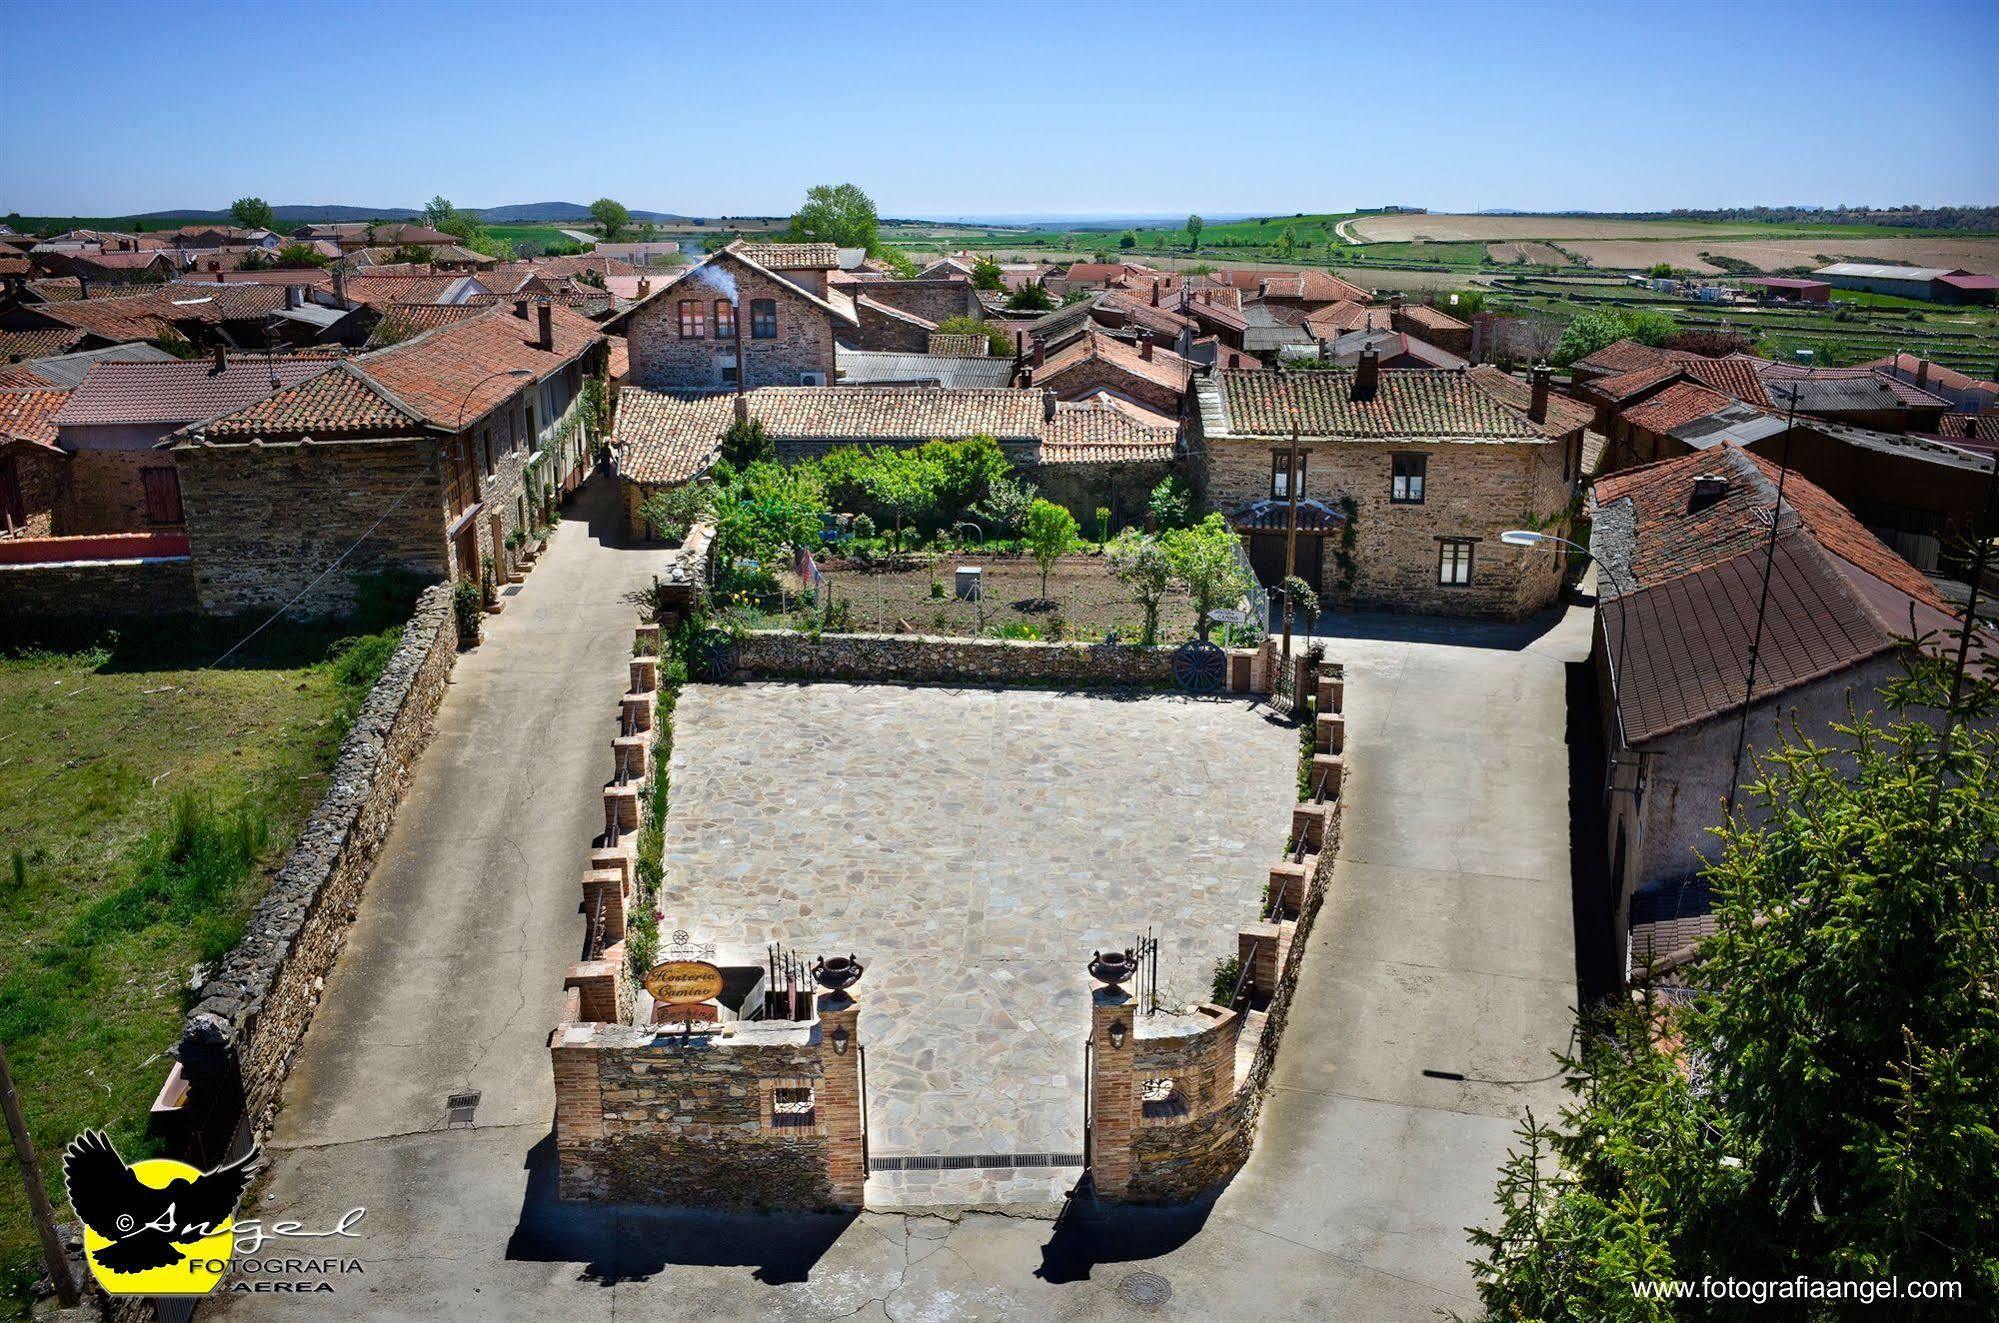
[1529,361,1551,423]
[537,301,554,352]
[1351,346,1379,401]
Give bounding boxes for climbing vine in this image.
[1333,495,1360,597]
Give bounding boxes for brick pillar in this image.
[815,991,866,1208]
[1089,979,1136,1199]
[630,656,658,693]
[564,959,621,1024]
[634,623,661,655]
[1316,709,1345,754]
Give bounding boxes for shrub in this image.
[640,482,713,544]
[624,910,659,982]
[720,417,773,468]
[1210,955,1242,1005]
[937,315,1013,359]
[1107,529,1172,645]
[1147,475,1193,530]
[1162,514,1253,641]
[970,475,1036,537]
[1005,283,1054,312]
[995,621,1042,641]
[452,578,482,647]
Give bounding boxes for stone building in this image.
[610,246,857,393]
[1,388,70,536]
[1587,445,1968,979]
[172,302,605,615]
[1028,327,1195,421]
[1190,357,1591,618]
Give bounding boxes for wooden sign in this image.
[645,959,724,1003]
[652,1001,719,1025]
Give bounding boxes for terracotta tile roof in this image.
[0,257,29,277]
[607,249,859,331]
[607,336,629,383]
[726,241,841,270]
[1393,302,1469,332]
[1064,263,1138,285]
[367,303,486,345]
[1320,328,1467,370]
[1590,445,1958,744]
[175,362,424,442]
[0,366,53,388]
[340,274,468,307]
[1185,295,1250,333]
[295,222,457,245]
[1039,397,1177,463]
[36,296,180,345]
[1207,267,1368,306]
[613,392,731,484]
[1095,289,1197,338]
[1622,381,1738,435]
[1193,337,1260,370]
[1,327,88,362]
[1677,355,1771,407]
[1759,362,1950,412]
[532,253,645,280]
[358,303,602,429]
[1859,353,1999,398]
[54,357,331,427]
[1466,365,1594,435]
[1574,338,1679,376]
[1304,300,1388,337]
[1039,329,1195,395]
[157,282,290,320]
[926,333,990,359]
[24,278,84,302]
[0,388,71,449]
[1210,367,1566,439]
[1586,362,1685,404]
[1929,411,1999,448]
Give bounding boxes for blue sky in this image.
[3,0,1995,218]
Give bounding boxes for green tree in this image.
[271,242,327,270]
[1023,499,1079,603]
[1278,223,1297,259]
[1471,644,1999,1319]
[720,417,772,469]
[788,182,879,253]
[1147,474,1193,530]
[1005,282,1054,312]
[876,247,919,279]
[1107,530,1172,644]
[1118,230,1137,250]
[422,195,456,229]
[1551,308,1674,365]
[639,482,713,543]
[230,196,275,230]
[1186,213,1205,251]
[859,447,944,552]
[971,256,1005,291]
[937,315,1013,358]
[590,197,631,242]
[1162,514,1250,640]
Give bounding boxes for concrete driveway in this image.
[218,588,1586,1322]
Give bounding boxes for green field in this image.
[0,606,410,1317]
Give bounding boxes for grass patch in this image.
[0,597,413,1316]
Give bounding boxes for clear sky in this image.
[3,0,1994,219]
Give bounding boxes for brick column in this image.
[564,959,621,1024]
[1089,979,1136,1199]
[815,991,866,1208]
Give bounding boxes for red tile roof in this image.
[1859,353,1999,397]
[0,388,71,450]
[1038,329,1195,395]
[175,363,423,441]
[1393,302,1470,332]
[1677,355,1771,408]
[1574,338,1679,377]
[1622,381,1737,435]
[0,366,54,388]
[357,303,601,429]
[1590,445,1957,744]
[55,357,331,427]
[1212,367,1573,439]
[1206,267,1369,306]
[1466,365,1594,435]
[1039,397,1177,463]
[1,327,88,362]
[1586,362,1685,403]
[340,274,469,307]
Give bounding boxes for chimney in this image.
[1390,295,1404,311]
[1689,473,1730,512]
[331,268,346,306]
[1228,352,1241,370]
[636,277,651,300]
[1043,388,1057,422]
[1469,312,1486,363]
[537,301,554,352]
[1031,340,1045,369]
[214,271,224,283]
[1150,278,1161,307]
[210,343,226,373]
[1014,330,1025,360]
[1916,357,1930,388]
[285,284,301,309]
[733,392,749,426]
[1529,362,1551,423]
[1257,279,1269,299]
[1140,336,1154,361]
[1352,346,1380,401]
[514,298,530,321]
[77,275,90,300]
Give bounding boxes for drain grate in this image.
[444,1090,480,1126]
[869,1152,1085,1172]
[1117,1270,1174,1310]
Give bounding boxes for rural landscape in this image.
[3,2,1996,1321]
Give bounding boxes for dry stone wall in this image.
[175,583,457,1140]
[0,552,195,620]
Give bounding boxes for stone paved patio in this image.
[663,681,1296,1205]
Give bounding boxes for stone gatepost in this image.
[1087,956,1139,1199]
[814,989,866,1207]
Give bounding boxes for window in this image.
[1438,538,1475,586]
[719,358,738,387]
[1270,449,1306,498]
[714,299,736,339]
[750,298,777,339]
[140,468,183,525]
[481,427,495,477]
[1391,453,1427,504]
[678,299,706,338]
[770,1086,816,1128]
[1140,1076,1188,1121]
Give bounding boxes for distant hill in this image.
[117,202,694,225]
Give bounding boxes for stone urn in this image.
[813,954,864,992]
[1089,949,1137,986]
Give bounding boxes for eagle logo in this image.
[63,1131,258,1295]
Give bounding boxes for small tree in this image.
[937,315,1013,358]
[1005,282,1054,312]
[272,241,328,269]
[1118,230,1137,250]
[1162,514,1250,641]
[1279,223,1297,259]
[1147,474,1193,530]
[1107,530,1171,644]
[1186,214,1205,251]
[876,247,918,279]
[1023,499,1079,603]
[230,196,275,230]
[720,417,772,469]
[861,448,942,553]
[423,195,456,229]
[590,197,631,242]
[970,256,1005,291]
[788,182,880,252]
[639,482,712,543]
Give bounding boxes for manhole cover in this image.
[1117,1270,1174,1310]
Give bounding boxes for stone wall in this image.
[0,548,195,620]
[175,438,449,616]
[733,629,1178,688]
[626,261,839,391]
[1028,457,1178,530]
[856,299,935,354]
[1198,432,1571,619]
[57,448,182,536]
[1089,659,1345,1203]
[174,583,457,1144]
[848,279,981,328]
[2,441,63,537]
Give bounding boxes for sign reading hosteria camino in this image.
[644,959,724,1003]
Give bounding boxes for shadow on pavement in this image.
[1035,1178,1221,1283]
[569,469,644,550]
[505,1133,856,1286]
[1300,603,1574,653]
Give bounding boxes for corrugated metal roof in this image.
[1812,262,1955,281]
[835,349,1014,389]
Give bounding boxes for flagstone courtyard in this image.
[662,680,1297,1205]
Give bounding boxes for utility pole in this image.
[1725,384,1801,818]
[0,1044,79,1308]
[1281,422,1301,667]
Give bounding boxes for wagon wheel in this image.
[692,628,739,681]
[1172,639,1227,695]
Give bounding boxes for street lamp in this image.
[455,367,533,431]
